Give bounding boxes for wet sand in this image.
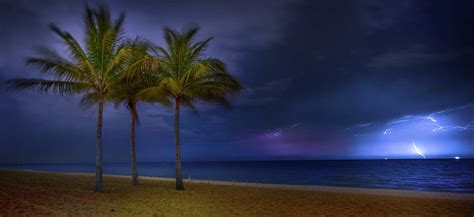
[1,169,473,216]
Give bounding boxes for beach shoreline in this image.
[1,168,474,216]
[5,167,474,201]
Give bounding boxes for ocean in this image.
[3,159,474,193]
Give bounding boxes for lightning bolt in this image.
[431,120,474,132]
[267,123,300,138]
[430,104,473,116]
[412,142,426,159]
[384,104,474,134]
[273,128,282,137]
[424,104,474,133]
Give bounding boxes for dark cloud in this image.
[0,0,473,163]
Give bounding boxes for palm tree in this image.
[144,27,241,190]
[8,6,130,192]
[109,40,171,185]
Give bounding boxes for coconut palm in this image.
[8,6,130,192]
[109,40,171,185]
[143,27,241,190]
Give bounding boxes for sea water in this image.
[3,159,474,193]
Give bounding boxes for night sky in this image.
[0,0,473,163]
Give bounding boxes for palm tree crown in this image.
[148,27,241,107]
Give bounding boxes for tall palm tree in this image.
[8,6,130,192]
[109,40,171,185]
[143,27,241,190]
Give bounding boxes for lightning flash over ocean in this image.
[348,104,473,158]
[349,104,474,136]
[412,142,426,159]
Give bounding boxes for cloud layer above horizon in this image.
[0,0,473,163]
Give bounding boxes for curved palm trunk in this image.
[95,97,105,192]
[130,101,139,185]
[175,96,184,190]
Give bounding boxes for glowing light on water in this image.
[454,156,460,160]
[412,142,426,159]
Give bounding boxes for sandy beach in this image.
[1,169,474,216]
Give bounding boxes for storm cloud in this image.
[0,0,473,163]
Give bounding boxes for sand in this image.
[1,169,473,216]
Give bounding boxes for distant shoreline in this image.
[3,167,473,201]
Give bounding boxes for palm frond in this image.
[80,92,100,109]
[137,86,172,107]
[49,24,98,80]
[7,78,89,95]
[181,96,198,114]
[26,57,91,84]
